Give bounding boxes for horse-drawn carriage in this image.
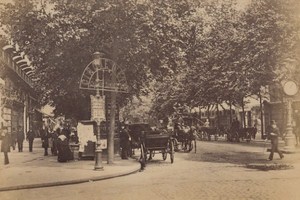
[198,127,220,141]
[172,124,196,153]
[171,115,199,153]
[141,131,174,164]
[127,123,175,166]
[226,127,257,142]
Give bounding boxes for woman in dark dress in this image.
[57,130,73,162]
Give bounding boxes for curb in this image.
[0,164,141,192]
[245,163,294,171]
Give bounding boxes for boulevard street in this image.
[1,139,299,200]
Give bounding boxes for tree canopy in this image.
[150,0,300,119]
[1,0,299,120]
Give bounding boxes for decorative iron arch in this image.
[79,57,128,93]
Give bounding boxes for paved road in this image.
[1,140,299,200]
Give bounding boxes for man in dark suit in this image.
[26,128,35,152]
[40,128,49,156]
[267,120,284,161]
[120,124,131,159]
[16,126,24,152]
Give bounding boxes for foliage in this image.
[0,0,180,118]
[151,0,300,120]
[1,0,299,120]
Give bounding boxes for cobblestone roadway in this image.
[1,140,299,200]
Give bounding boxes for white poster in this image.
[77,122,96,152]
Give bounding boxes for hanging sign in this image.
[91,95,105,123]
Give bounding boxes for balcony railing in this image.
[1,45,34,88]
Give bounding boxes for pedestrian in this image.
[51,129,59,156]
[40,128,50,156]
[16,126,24,152]
[230,117,240,142]
[267,120,284,161]
[10,128,17,150]
[294,111,300,146]
[1,127,10,165]
[120,124,131,159]
[26,128,35,152]
[57,131,73,162]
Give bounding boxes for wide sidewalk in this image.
[0,140,141,192]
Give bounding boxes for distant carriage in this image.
[227,127,257,143]
[171,115,199,152]
[172,126,196,153]
[199,127,219,141]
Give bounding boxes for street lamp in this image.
[80,51,128,168]
[92,52,104,170]
[282,80,299,153]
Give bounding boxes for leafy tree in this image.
[150,0,300,122]
[0,0,166,118]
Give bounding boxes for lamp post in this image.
[282,80,299,153]
[80,51,127,169]
[92,52,104,170]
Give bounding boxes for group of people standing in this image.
[40,126,75,162]
[1,125,76,165]
[0,127,35,165]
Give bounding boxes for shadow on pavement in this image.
[182,140,300,171]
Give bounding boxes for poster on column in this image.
[90,95,105,123]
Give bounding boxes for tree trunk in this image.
[229,101,233,125]
[241,97,246,128]
[108,39,118,164]
[207,105,210,121]
[216,103,220,128]
[259,91,264,138]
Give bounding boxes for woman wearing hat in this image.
[267,120,284,160]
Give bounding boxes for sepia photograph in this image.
[0,0,300,199]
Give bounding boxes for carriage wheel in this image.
[169,140,174,163]
[162,150,167,160]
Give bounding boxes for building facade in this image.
[0,44,42,139]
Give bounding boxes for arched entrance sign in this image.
[79,56,128,93]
